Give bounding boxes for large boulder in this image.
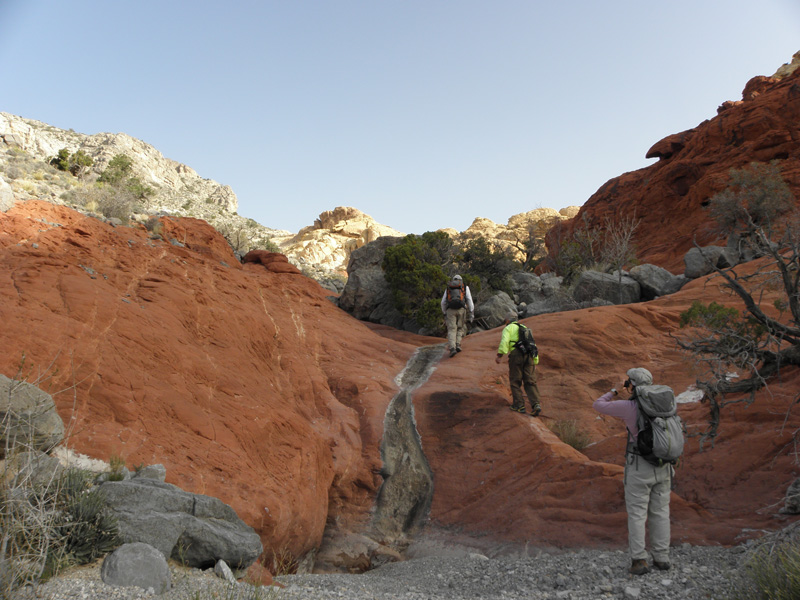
[683,246,739,279]
[100,542,171,594]
[512,272,574,318]
[338,236,408,327]
[510,272,543,304]
[473,292,517,331]
[101,478,263,570]
[629,264,687,300]
[0,375,65,459]
[572,271,641,305]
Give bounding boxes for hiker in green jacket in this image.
[495,311,541,416]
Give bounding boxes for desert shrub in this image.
[674,161,800,445]
[54,468,121,567]
[66,184,140,222]
[382,232,452,333]
[97,154,133,185]
[98,154,153,200]
[3,165,22,180]
[730,540,800,600]
[49,148,93,177]
[106,454,126,482]
[548,419,591,451]
[710,161,793,239]
[455,237,516,298]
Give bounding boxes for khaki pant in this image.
[624,456,672,562]
[508,349,540,411]
[445,307,466,351]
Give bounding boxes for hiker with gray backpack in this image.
[593,367,684,576]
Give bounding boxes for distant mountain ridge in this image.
[0,111,578,279]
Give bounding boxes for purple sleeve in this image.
[593,392,639,438]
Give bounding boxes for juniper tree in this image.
[674,161,800,446]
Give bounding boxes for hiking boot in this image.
[456,346,462,352]
[629,559,650,576]
[449,348,457,358]
[509,406,526,414]
[530,404,541,417]
[653,560,671,571]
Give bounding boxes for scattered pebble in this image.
[14,543,749,600]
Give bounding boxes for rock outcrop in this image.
[453,207,579,264]
[101,478,263,569]
[0,112,238,214]
[272,206,404,277]
[0,113,285,253]
[546,54,800,273]
[2,199,799,569]
[0,200,417,567]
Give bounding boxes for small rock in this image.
[624,585,641,599]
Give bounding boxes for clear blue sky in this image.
[2,1,798,235]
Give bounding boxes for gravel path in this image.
[13,542,750,600]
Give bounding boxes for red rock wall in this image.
[413,261,800,547]
[2,200,798,564]
[0,200,420,561]
[546,68,800,273]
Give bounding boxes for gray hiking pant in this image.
[508,349,540,411]
[624,455,672,562]
[445,307,466,351]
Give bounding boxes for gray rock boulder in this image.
[132,463,167,482]
[0,374,65,459]
[684,245,739,279]
[473,292,517,331]
[540,273,564,297]
[0,176,14,213]
[9,450,63,488]
[100,542,170,594]
[572,271,641,305]
[510,272,543,304]
[101,478,263,569]
[629,264,687,300]
[338,236,403,321]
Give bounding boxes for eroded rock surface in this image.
[547,60,800,273]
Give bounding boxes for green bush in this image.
[98,154,153,200]
[382,232,452,333]
[49,148,93,177]
[456,237,516,297]
[98,154,133,185]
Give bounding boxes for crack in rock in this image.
[370,344,446,548]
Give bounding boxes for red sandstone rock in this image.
[0,200,418,564]
[243,249,303,274]
[413,260,800,547]
[2,200,798,569]
[547,67,800,273]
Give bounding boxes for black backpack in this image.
[446,281,466,309]
[513,323,538,358]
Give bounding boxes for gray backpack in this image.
[631,384,684,466]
